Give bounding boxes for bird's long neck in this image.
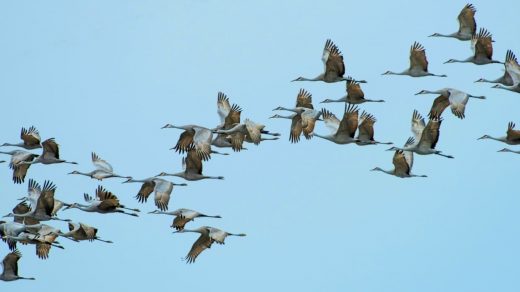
[271,114,294,119]
[431,32,457,39]
[468,94,486,99]
[72,171,91,177]
[374,168,394,176]
[485,136,508,142]
[428,73,447,77]
[260,137,278,141]
[385,70,408,76]
[202,175,223,180]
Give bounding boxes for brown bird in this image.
[0,250,35,281]
[383,42,447,77]
[292,39,366,83]
[64,185,140,216]
[18,138,77,165]
[430,3,477,41]
[1,126,42,150]
[59,222,112,243]
[148,208,221,231]
[444,28,502,65]
[156,150,224,181]
[213,92,244,149]
[478,122,520,145]
[356,111,393,146]
[0,150,38,184]
[123,177,187,211]
[321,79,385,109]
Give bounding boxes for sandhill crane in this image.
[321,79,385,107]
[382,42,447,77]
[315,106,360,145]
[69,152,129,181]
[429,3,477,41]
[0,150,38,184]
[3,180,71,222]
[214,119,279,152]
[498,148,520,154]
[64,185,140,217]
[2,232,64,260]
[18,138,77,165]
[415,88,485,119]
[371,139,426,178]
[490,50,520,94]
[478,122,520,145]
[444,28,502,65]
[356,111,393,146]
[387,110,454,159]
[292,39,366,83]
[162,124,228,160]
[123,177,187,211]
[149,208,221,230]
[0,220,41,250]
[213,92,244,148]
[156,150,224,181]
[25,224,75,259]
[0,250,35,281]
[272,89,322,142]
[174,226,246,264]
[475,50,517,85]
[1,126,42,150]
[59,222,112,243]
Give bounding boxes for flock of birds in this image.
[2,3,520,282]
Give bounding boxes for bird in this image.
[1,232,64,260]
[497,148,520,154]
[214,119,278,152]
[3,179,71,222]
[17,138,77,165]
[382,42,447,77]
[68,152,130,181]
[444,28,502,65]
[59,222,112,243]
[429,3,477,41]
[490,50,520,94]
[415,88,486,119]
[0,150,38,184]
[387,110,454,159]
[0,250,35,281]
[314,105,361,145]
[478,122,520,145]
[371,139,426,178]
[1,126,42,150]
[156,150,224,181]
[0,219,41,250]
[63,185,140,217]
[25,224,73,259]
[123,177,187,211]
[174,226,246,264]
[272,89,322,142]
[148,208,221,231]
[355,111,393,146]
[213,92,244,149]
[474,50,518,85]
[292,39,366,83]
[162,124,227,161]
[320,79,385,107]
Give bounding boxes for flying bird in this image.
[314,106,360,145]
[497,148,520,154]
[478,122,520,145]
[156,150,225,181]
[429,3,477,41]
[162,124,227,161]
[0,150,38,184]
[123,177,187,211]
[149,208,221,230]
[64,185,140,217]
[59,222,112,243]
[382,42,447,77]
[444,28,502,65]
[214,119,279,152]
[372,140,426,178]
[474,50,518,85]
[355,111,393,146]
[0,250,35,281]
[321,79,385,107]
[415,88,485,119]
[17,138,77,165]
[68,152,129,181]
[490,50,520,94]
[213,92,244,149]
[292,39,366,83]
[1,126,42,150]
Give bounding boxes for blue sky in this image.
[1,1,519,291]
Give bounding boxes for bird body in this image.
[0,150,38,183]
[0,250,35,281]
[415,88,485,119]
[123,177,187,211]
[315,106,360,145]
[64,185,139,216]
[149,208,221,230]
[69,152,129,180]
[429,4,477,41]
[1,126,42,150]
[444,28,502,65]
[60,222,112,243]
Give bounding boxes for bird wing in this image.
[135,180,155,203]
[457,3,477,37]
[229,132,245,152]
[12,153,36,184]
[97,199,119,212]
[36,233,58,259]
[295,88,314,109]
[428,95,450,119]
[301,110,318,139]
[505,50,520,85]
[320,108,340,134]
[507,122,520,143]
[185,150,203,175]
[91,152,113,172]
[36,180,57,217]
[289,114,303,143]
[357,111,376,142]
[245,119,263,145]
[419,117,442,149]
[448,90,469,119]
[79,224,97,241]
[185,233,212,264]
[154,185,171,211]
[173,128,195,154]
[409,42,428,71]
[323,39,345,79]
[411,110,426,141]
[217,92,231,125]
[95,185,119,201]
[224,104,242,130]
[12,202,31,224]
[208,227,227,245]
[172,216,190,231]
[392,150,410,176]
[42,138,60,159]
[346,79,364,102]
[473,28,493,60]
[20,126,41,148]
[2,249,21,277]
[337,105,359,138]
[193,127,213,161]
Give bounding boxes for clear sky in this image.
[1,1,519,291]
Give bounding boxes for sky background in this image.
[0,1,519,291]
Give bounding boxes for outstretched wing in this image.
[409,42,428,72]
[91,152,113,172]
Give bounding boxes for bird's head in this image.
[122,177,134,183]
[161,124,174,129]
[68,171,80,175]
[414,90,428,95]
[269,114,282,119]
[474,78,485,83]
[173,182,188,186]
[291,77,304,82]
[477,135,490,140]
[217,176,224,180]
[386,147,399,151]
[443,59,456,64]
[429,33,440,37]
[371,167,383,172]
[320,99,333,103]
[381,71,392,75]
[272,106,284,111]
[497,148,510,152]
[63,203,77,210]
[148,210,160,214]
[155,172,167,177]
[491,84,501,88]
